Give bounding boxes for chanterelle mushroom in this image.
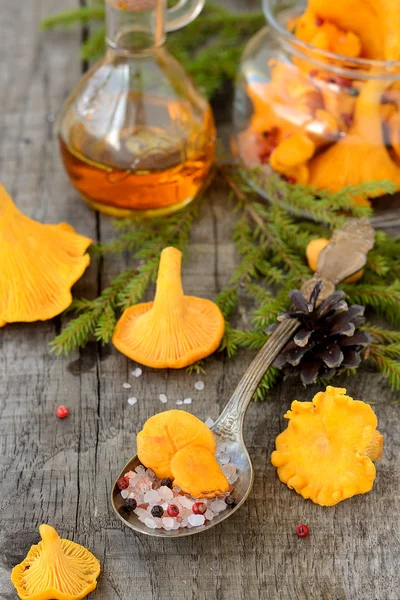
[309,79,400,197]
[112,246,225,368]
[137,410,229,498]
[271,386,383,506]
[11,524,100,600]
[0,183,92,326]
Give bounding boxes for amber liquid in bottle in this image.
[60,95,215,217]
[58,0,216,217]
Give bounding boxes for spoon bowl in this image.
[112,429,254,537]
[111,319,299,537]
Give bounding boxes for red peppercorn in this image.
[192,502,207,515]
[296,524,310,538]
[167,504,180,517]
[117,476,130,490]
[56,405,69,419]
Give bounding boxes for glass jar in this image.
[233,0,400,212]
[59,0,216,218]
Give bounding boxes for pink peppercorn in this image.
[192,502,207,515]
[56,405,69,419]
[296,524,310,538]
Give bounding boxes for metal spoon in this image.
[111,217,375,537]
[111,318,298,538]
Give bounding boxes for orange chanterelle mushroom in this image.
[0,184,92,326]
[137,410,229,498]
[11,524,100,600]
[112,246,225,368]
[271,386,383,506]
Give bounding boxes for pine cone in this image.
[270,281,371,385]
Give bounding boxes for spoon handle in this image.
[213,319,299,439]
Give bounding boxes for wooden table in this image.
[0,2,399,599]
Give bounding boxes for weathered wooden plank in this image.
[0,1,400,600]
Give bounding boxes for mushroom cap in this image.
[0,185,92,326]
[271,386,383,506]
[137,409,216,479]
[11,524,100,600]
[112,247,225,369]
[171,446,230,499]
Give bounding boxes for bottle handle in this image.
[166,0,205,32]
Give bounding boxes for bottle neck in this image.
[106,0,166,53]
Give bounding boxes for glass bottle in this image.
[59,0,216,217]
[233,0,400,212]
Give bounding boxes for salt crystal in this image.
[145,517,157,529]
[153,517,163,528]
[205,509,214,521]
[210,500,226,513]
[134,507,148,519]
[123,382,131,389]
[127,397,138,405]
[162,502,169,510]
[159,394,168,404]
[132,368,143,378]
[137,476,152,492]
[172,520,181,530]
[205,417,214,428]
[145,468,156,479]
[173,486,181,495]
[183,398,192,405]
[180,516,189,527]
[216,442,227,454]
[188,514,205,526]
[162,517,175,530]
[135,465,146,475]
[218,452,230,465]
[222,464,237,484]
[176,400,183,405]
[144,489,160,503]
[179,496,194,509]
[158,486,174,501]
[194,381,205,391]
[121,489,129,499]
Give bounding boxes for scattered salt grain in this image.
[183,398,192,405]
[159,394,168,404]
[123,382,131,389]
[127,397,138,406]
[205,417,214,428]
[158,486,174,502]
[194,381,205,391]
[144,518,157,529]
[216,442,228,454]
[120,489,130,499]
[176,400,183,405]
[144,489,160,504]
[132,368,143,378]
[135,465,146,475]
[188,514,205,527]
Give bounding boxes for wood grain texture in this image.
[0,2,399,599]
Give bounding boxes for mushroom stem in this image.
[39,524,61,549]
[152,247,186,319]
